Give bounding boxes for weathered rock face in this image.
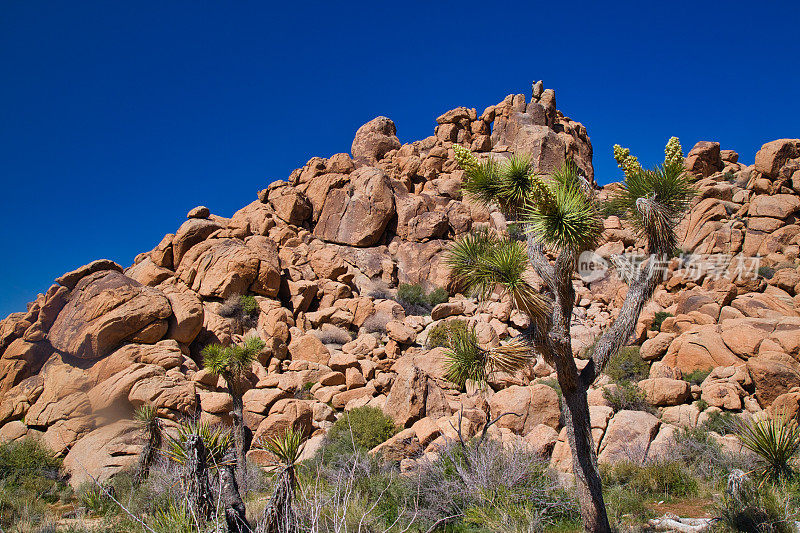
[48,270,172,360]
[351,116,401,167]
[4,85,800,485]
[314,167,395,247]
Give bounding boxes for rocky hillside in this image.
[0,83,799,488]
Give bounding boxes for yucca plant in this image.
[260,428,304,533]
[737,411,800,482]
[133,404,162,484]
[448,139,695,533]
[202,335,265,487]
[164,419,233,470]
[443,323,534,390]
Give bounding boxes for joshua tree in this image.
[220,449,251,533]
[133,404,162,484]
[202,335,265,488]
[261,428,304,533]
[447,142,694,532]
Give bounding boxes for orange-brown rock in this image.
[48,270,172,360]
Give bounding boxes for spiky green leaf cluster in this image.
[133,404,158,424]
[522,162,602,252]
[445,231,549,321]
[443,325,534,389]
[664,136,684,166]
[737,411,800,482]
[444,323,486,388]
[613,144,641,178]
[201,336,265,378]
[164,420,232,469]
[605,162,695,254]
[260,427,304,467]
[455,149,541,216]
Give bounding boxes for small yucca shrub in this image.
[737,411,800,482]
[164,420,232,470]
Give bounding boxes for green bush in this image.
[605,346,648,383]
[0,439,71,529]
[603,381,656,414]
[684,368,711,386]
[396,283,449,315]
[758,266,776,280]
[321,407,398,463]
[427,287,449,307]
[426,318,468,349]
[702,410,739,435]
[240,294,259,316]
[695,398,709,411]
[602,460,697,499]
[715,477,796,533]
[397,283,426,306]
[651,311,673,331]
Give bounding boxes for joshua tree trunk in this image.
[262,466,297,533]
[220,451,251,533]
[185,434,215,522]
[134,419,161,484]
[562,385,611,532]
[226,372,249,490]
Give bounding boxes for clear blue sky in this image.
[1,1,798,318]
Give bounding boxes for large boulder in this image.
[48,270,172,360]
[63,420,145,487]
[314,167,395,247]
[684,141,723,177]
[488,384,561,434]
[176,237,280,299]
[351,117,401,166]
[384,365,428,428]
[637,378,691,406]
[598,410,660,464]
[754,139,800,178]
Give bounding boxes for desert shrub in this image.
[702,410,739,435]
[77,484,117,517]
[715,476,796,533]
[0,439,71,529]
[695,398,709,411]
[319,407,397,465]
[651,311,673,331]
[311,325,352,345]
[397,283,426,305]
[602,459,697,499]
[722,170,737,182]
[737,411,800,482]
[218,294,259,327]
[603,483,653,525]
[605,346,648,383]
[666,426,753,484]
[361,312,391,334]
[684,368,711,385]
[758,266,776,279]
[427,287,449,307]
[426,318,468,349]
[295,451,416,532]
[603,381,656,414]
[396,283,449,315]
[240,294,259,316]
[411,440,579,531]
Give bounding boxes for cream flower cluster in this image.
[613,144,641,178]
[664,136,684,166]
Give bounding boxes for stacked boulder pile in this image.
[0,83,799,485]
